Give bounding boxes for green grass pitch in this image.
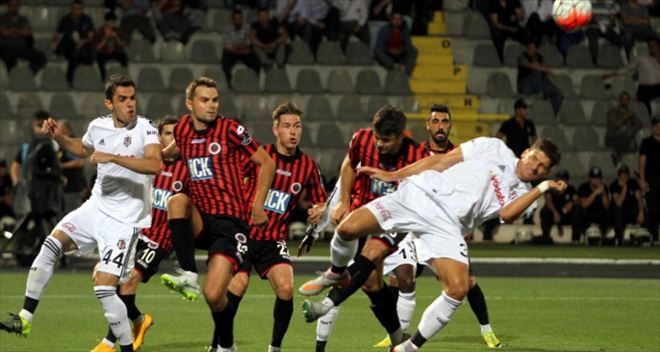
[1,272,659,351]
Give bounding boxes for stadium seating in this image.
[579,75,607,100]
[128,39,157,63]
[161,41,187,63]
[232,67,261,93]
[9,65,37,91]
[596,44,624,69]
[572,126,602,151]
[384,70,411,95]
[345,41,374,66]
[40,66,69,91]
[462,11,490,39]
[306,95,334,121]
[590,101,610,127]
[337,95,367,121]
[557,99,588,125]
[366,95,391,117]
[473,43,500,67]
[503,42,525,67]
[550,74,577,99]
[326,68,354,94]
[73,65,103,91]
[137,67,167,93]
[288,40,315,65]
[146,93,175,120]
[190,39,221,64]
[16,92,44,119]
[295,69,325,94]
[316,41,346,65]
[355,69,384,95]
[565,45,592,68]
[169,67,195,93]
[264,68,293,94]
[485,72,514,98]
[539,44,563,68]
[316,123,346,148]
[219,95,239,117]
[201,67,231,92]
[49,93,79,119]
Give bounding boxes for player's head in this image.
[272,101,303,152]
[517,138,560,182]
[427,104,452,146]
[514,98,530,118]
[588,166,603,186]
[373,105,406,154]
[185,76,219,123]
[32,109,50,138]
[70,0,84,17]
[104,11,118,26]
[525,40,538,56]
[158,115,179,147]
[617,164,630,183]
[104,74,136,126]
[390,12,403,29]
[257,7,269,24]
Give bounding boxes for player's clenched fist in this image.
[42,117,61,139]
[549,180,567,193]
[251,206,268,226]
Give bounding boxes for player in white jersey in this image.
[0,75,161,352]
[302,137,566,351]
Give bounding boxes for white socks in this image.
[417,292,462,340]
[24,236,63,310]
[481,323,493,334]
[316,306,340,342]
[398,291,416,331]
[330,231,358,268]
[95,286,133,346]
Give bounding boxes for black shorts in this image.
[239,239,292,279]
[134,237,171,283]
[195,214,249,272]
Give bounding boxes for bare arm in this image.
[360,147,464,182]
[162,139,180,159]
[249,146,276,225]
[60,158,85,170]
[639,154,647,190]
[43,117,94,158]
[331,155,356,224]
[500,180,567,223]
[612,185,627,207]
[91,143,162,175]
[10,161,20,186]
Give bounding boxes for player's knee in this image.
[468,274,477,288]
[361,273,383,292]
[204,288,228,311]
[444,279,469,300]
[167,193,191,216]
[274,282,294,300]
[336,218,364,241]
[362,240,389,263]
[397,276,415,293]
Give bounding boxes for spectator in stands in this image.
[118,0,155,44]
[639,116,660,244]
[621,0,659,60]
[94,12,128,81]
[487,0,527,63]
[374,11,417,75]
[517,41,563,115]
[605,39,659,115]
[574,166,611,244]
[329,0,370,51]
[153,0,199,44]
[52,0,96,86]
[496,98,537,158]
[57,120,87,214]
[369,0,412,27]
[605,91,643,162]
[523,0,558,45]
[610,164,644,245]
[277,0,330,57]
[0,0,46,74]
[0,159,14,219]
[586,0,622,65]
[223,8,260,87]
[539,169,577,244]
[250,7,289,69]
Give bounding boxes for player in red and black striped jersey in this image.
[221,101,326,352]
[94,116,188,351]
[160,77,275,351]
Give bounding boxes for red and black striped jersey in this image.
[419,140,455,155]
[244,144,326,241]
[348,128,427,209]
[174,115,259,221]
[141,159,188,252]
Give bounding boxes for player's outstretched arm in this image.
[250,146,276,226]
[43,117,93,158]
[359,147,464,182]
[500,180,567,223]
[332,155,354,225]
[162,139,180,159]
[90,143,162,175]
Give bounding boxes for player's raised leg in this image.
[0,230,75,337]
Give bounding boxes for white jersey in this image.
[407,137,535,232]
[82,115,160,228]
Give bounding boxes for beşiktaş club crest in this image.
[123,135,132,147]
[117,239,126,250]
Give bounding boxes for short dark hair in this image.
[373,105,406,136]
[272,101,303,126]
[531,138,561,167]
[104,74,135,100]
[158,115,179,134]
[186,76,217,100]
[429,104,451,119]
[33,109,50,121]
[104,11,117,21]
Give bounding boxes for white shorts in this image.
[382,233,417,275]
[56,202,140,280]
[364,182,469,266]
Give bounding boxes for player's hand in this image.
[307,203,325,224]
[330,201,349,225]
[90,151,114,164]
[251,206,268,226]
[42,117,62,139]
[297,234,314,257]
[548,180,567,193]
[357,166,397,182]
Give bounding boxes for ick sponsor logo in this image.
[188,157,214,181]
[152,188,173,210]
[370,179,397,196]
[264,189,291,214]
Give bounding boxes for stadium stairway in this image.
[407,11,507,143]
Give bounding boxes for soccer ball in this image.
[552,0,592,31]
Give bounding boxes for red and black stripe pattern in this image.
[419,140,455,155]
[244,144,326,241]
[141,159,188,252]
[348,128,427,209]
[174,114,259,221]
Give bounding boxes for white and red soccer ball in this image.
[552,0,592,31]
